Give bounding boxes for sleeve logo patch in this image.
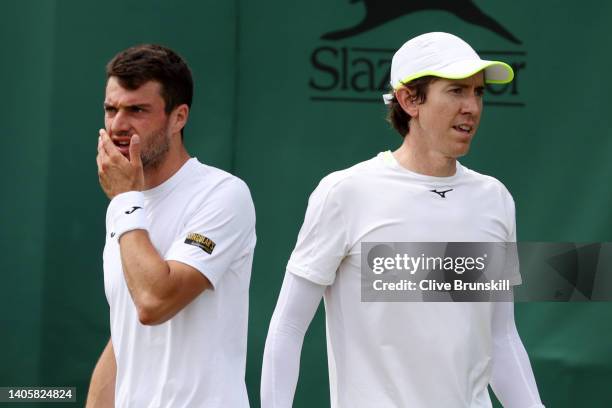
[185,233,216,254]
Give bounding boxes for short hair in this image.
[106,44,193,114]
[386,76,436,137]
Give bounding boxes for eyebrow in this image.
[103,102,152,109]
[446,83,485,89]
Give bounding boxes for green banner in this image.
[1,1,611,407]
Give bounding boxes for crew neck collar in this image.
[378,150,464,184]
[142,157,198,199]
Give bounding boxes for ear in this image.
[395,87,419,118]
[170,104,189,136]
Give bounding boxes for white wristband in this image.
[107,191,149,239]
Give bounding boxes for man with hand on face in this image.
[261,33,544,407]
[86,44,256,408]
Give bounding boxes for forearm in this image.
[86,340,116,408]
[120,230,200,325]
[107,192,211,325]
[119,229,172,312]
[490,302,545,408]
[107,191,172,304]
[261,313,305,408]
[261,273,325,408]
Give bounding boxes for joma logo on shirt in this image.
[185,233,216,254]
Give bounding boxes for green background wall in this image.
[1,1,610,406]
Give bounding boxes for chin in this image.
[449,145,471,158]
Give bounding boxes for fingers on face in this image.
[98,129,109,153]
[99,128,126,161]
[96,134,106,171]
[97,140,109,165]
[128,134,142,166]
[97,129,115,175]
[96,149,102,169]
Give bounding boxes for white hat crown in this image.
[383,32,514,104]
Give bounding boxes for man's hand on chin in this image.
[96,129,144,199]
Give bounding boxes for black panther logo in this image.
[321,0,521,44]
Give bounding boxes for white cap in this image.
[383,32,514,104]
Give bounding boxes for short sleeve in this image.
[165,178,256,288]
[287,177,349,286]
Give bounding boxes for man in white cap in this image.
[261,32,545,407]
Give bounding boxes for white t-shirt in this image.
[287,151,521,408]
[103,158,256,408]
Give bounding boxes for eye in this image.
[450,87,463,95]
[475,88,485,97]
[128,106,145,113]
[104,105,117,114]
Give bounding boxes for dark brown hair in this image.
[386,76,436,137]
[106,44,193,115]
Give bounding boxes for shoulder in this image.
[183,160,255,218]
[188,160,252,198]
[313,155,384,201]
[460,164,514,204]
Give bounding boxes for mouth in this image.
[451,124,476,142]
[452,124,474,135]
[112,138,132,158]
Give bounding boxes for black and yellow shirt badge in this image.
[185,232,216,254]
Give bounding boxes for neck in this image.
[143,141,190,190]
[393,133,457,177]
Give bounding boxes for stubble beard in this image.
[140,124,171,170]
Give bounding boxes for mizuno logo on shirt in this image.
[125,206,143,214]
[430,189,453,198]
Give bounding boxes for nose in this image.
[461,92,482,116]
[109,110,132,137]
